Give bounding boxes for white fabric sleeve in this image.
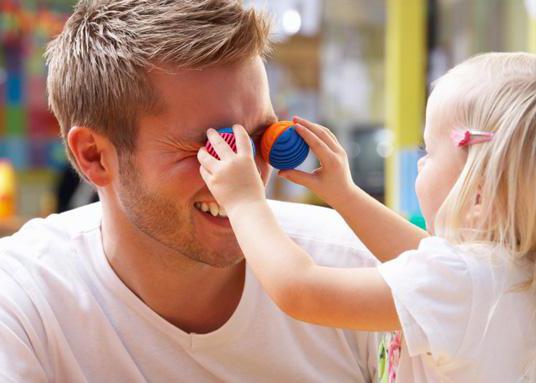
[0,267,48,383]
[377,237,473,364]
[366,331,380,381]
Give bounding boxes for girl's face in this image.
[415,85,467,233]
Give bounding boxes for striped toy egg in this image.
[261,121,309,170]
[205,128,255,159]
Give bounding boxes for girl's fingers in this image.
[199,165,212,185]
[294,124,336,166]
[278,169,317,189]
[197,147,218,173]
[293,116,341,153]
[207,129,234,160]
[232,124,254,155]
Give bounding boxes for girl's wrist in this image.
[327,183,362,210]
[226,197,270,221]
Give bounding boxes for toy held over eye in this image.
[260,121,310,170]
[205,128,256,159]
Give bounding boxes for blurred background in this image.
[0,0,534,236]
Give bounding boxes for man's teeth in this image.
[194,202,227,217]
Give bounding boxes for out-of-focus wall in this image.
[1,1,74,218]
[1,0,534,222]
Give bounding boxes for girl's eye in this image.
[418,143,427,152]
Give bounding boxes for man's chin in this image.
[192,240,244,268]
[190,218,243,267]
[198,254,244,268]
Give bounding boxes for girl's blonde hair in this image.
[434,52,536,381]
[435,52,536,262]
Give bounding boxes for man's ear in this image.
[67,126,116,187]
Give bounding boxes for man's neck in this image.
[100,204,246,334]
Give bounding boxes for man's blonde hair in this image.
[45,0,271,173]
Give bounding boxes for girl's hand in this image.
[279,116,357,208]
[197,125,266,215]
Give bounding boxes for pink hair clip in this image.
[450,129,495,147]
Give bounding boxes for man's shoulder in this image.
[268,200,377,268]
[0,205,103,377]
[0,202,102,266]
[268,199,362,247]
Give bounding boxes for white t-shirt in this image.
[0,200,379,383]
[378,236,536,383]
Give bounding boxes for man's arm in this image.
[0,268,48,382]
[0,322,48,383]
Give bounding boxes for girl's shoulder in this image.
[416,236,532,286]
[380,236,474,285]
[378,236,535,370]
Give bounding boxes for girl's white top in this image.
[378,236,536,383]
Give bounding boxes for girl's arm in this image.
[330,185,427,263]
[197,126,399,331]
[229,198,400,331]
[280,117,429,263]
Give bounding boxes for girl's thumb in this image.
[278,169,313,188]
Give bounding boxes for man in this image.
[0,1,379,381]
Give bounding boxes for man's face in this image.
[116,57,277,267]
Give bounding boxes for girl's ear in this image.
[465,187,483,227]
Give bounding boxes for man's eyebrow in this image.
[187,133,208,143]
[186,116,278,143]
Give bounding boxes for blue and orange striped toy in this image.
[260,121,309,170]
[205,122,309,170]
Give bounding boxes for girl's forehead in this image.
[428,79,462,110]
[426,80,465,136]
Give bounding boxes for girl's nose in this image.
[417,157,426,172]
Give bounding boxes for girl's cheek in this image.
[414,170,428,209]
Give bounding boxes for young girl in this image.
[197,52,536,382]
